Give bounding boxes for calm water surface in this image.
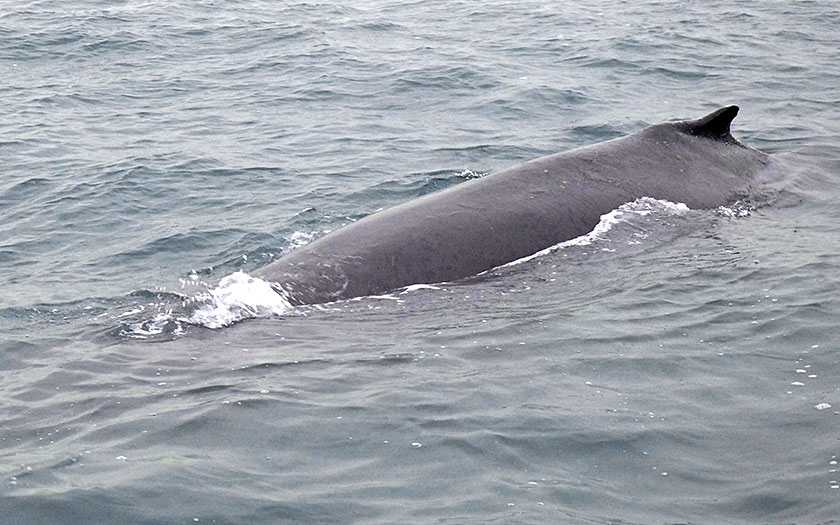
[2,1,839,523]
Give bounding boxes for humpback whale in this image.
[255,106,771,305]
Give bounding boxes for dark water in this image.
[2,1,840,523]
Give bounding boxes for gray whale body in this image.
[256,106,771,305]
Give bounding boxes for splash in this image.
[456,168,487,180]
[123,310,186,338]
[185,271,294,329]
[502,197,690,267]
[116,272,295,338]
[716,199,754,218]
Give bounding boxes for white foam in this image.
[401,283,442,293]
[457,168,487,180]
[716,200,754,217]
[123,311,185,339]
[288,230,318,250]
[502,197,690,267]
[184,271,293,329]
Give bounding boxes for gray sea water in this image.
[2,1,840,523]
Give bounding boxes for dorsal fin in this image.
[680,105,739,141]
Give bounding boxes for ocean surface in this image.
[2,1,839,523]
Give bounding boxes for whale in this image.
[255,106,771,305]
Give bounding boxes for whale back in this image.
[256,107,771,305]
